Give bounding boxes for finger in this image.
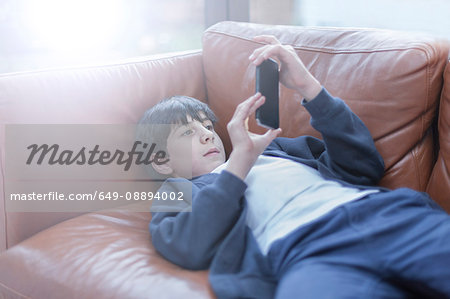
[252,127,283,150]
[240,95,265,121]
[265,127,282,136]
[252,45,284,66]
[232,93,262,120]
[263,128,283,142]
[249,44,272,62]
[235,92,261,111]
[228,94,261,136]
[249,36,282,63]
[248,96,265,116]
[252,35,281,45]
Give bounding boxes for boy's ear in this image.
[150,153,173,175]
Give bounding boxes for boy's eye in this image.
[182,129,193,136]
[205,124,214,131]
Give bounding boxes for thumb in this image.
[263,128,282,142]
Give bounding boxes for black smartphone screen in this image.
[255,58,279,129]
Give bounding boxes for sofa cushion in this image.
[202,21,449,193]
[0,208,214,298]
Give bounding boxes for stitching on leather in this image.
[411,145,423,190]
[0,50,203,79]
[205,29,437,56]
[421,44,432,191]
[427,50,433,132]
[0,280,31,299]
[0,145,7,250]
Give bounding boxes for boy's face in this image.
[164,112,225,178]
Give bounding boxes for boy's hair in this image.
[136,95,217,179]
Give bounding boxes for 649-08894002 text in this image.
[9,191,185,201]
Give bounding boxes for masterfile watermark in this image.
[5,124,193,212]
[26,141,168,171]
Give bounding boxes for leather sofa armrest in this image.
[0,50,206,251]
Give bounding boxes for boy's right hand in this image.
[249,35,322,101]
[225,93,282,180]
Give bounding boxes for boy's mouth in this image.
[204,147,220,156]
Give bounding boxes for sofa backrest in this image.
[427,61,450,211]
[0,51,206,251]
[202,22,449,198]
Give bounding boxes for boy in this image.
[139,36,450,298]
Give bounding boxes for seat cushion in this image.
[0,208,214,298]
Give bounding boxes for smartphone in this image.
[255,58,280,129]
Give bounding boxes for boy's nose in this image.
[200,128,214,144]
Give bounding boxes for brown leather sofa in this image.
[0,21,449,298]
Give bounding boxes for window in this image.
[2,0,448,74]
[250,0,450,39]
[0,0,204,74]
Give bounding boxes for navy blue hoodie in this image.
[150,88,385,298]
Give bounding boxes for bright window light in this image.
[1,0,204,73]
[23,0,124,54]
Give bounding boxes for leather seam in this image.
[205,29,438,55]
[0,144,6,250]
[0,280,31,299]
[0,50,203,78]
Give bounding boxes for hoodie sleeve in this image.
[149,170,247,270]
[268,88,385,185]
